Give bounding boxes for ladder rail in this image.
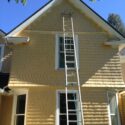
[71,17,84,125]
[63,16,69,125]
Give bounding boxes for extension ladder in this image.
[62,13,84,125]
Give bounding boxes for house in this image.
[0,0,125,125]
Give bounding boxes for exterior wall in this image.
[9,31,124,87]
[0,95,13,125]
[9,2,124,88]
[25,87,109,125]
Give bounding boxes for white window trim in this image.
[56,90,79,125]
[107,91,121,125]
[11,89,28,125]
[0,44,4,71]
[55,33,79,70]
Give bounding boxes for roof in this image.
[5,0,125,40]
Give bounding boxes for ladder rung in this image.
[67,68,76,70]
[68,109,81,111]
[66,55,74,57]
[67,72,75,77]
[67,82,77,86]
[68,120,82,122]
[64,24,72,26]
[66,52,74,55]
[66,61,75,63]
[67,99,79,102]
[65,43,74,46]
[65,37,73,39]
[65,50,74,53]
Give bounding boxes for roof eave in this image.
[69,0,125,40]
[6,0,59,37]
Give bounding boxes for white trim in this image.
[116,92,121,125]
[55,33,79,70]
[11,89,28,125]
[107,91,121,125]
[107,92,112,125]
[0,44,5,71]
[5,37,30,45]
[55,34,60,70]
[56,90,60,125]
[105,40,125,46]
[6,0,124,40]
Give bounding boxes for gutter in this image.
[4,36,30,45]
[104,39,125,47]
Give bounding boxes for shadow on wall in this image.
[79,39,123,86]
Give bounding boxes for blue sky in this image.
[0,0,125,33]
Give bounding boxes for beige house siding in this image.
[9,0,124,88]
[9,33,124,87]
[0,95,13,125]
[25,87,109,125]
[25,0,103,33]
[121,63,125,83]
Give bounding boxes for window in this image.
[55,34,79,69]
[15,94,26,125]
[11,90,27,125]
[108,92,120,125]
[0,44,4,71]
[57,91,81,125]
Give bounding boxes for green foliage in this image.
[108,13,125,36]
[8,0,26,5]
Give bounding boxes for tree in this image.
[8,0,26,5]
[107,13,125,36]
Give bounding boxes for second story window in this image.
[55,34,79,69]
[0,44,4,71]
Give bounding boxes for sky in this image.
[0,0,125,33]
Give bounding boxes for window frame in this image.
[55,34,79,70]
[11,89,28,125]
[107,91,121,125]
[0,44,4,71]
[56,90,81,125]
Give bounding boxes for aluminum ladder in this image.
[62,13,84,125]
